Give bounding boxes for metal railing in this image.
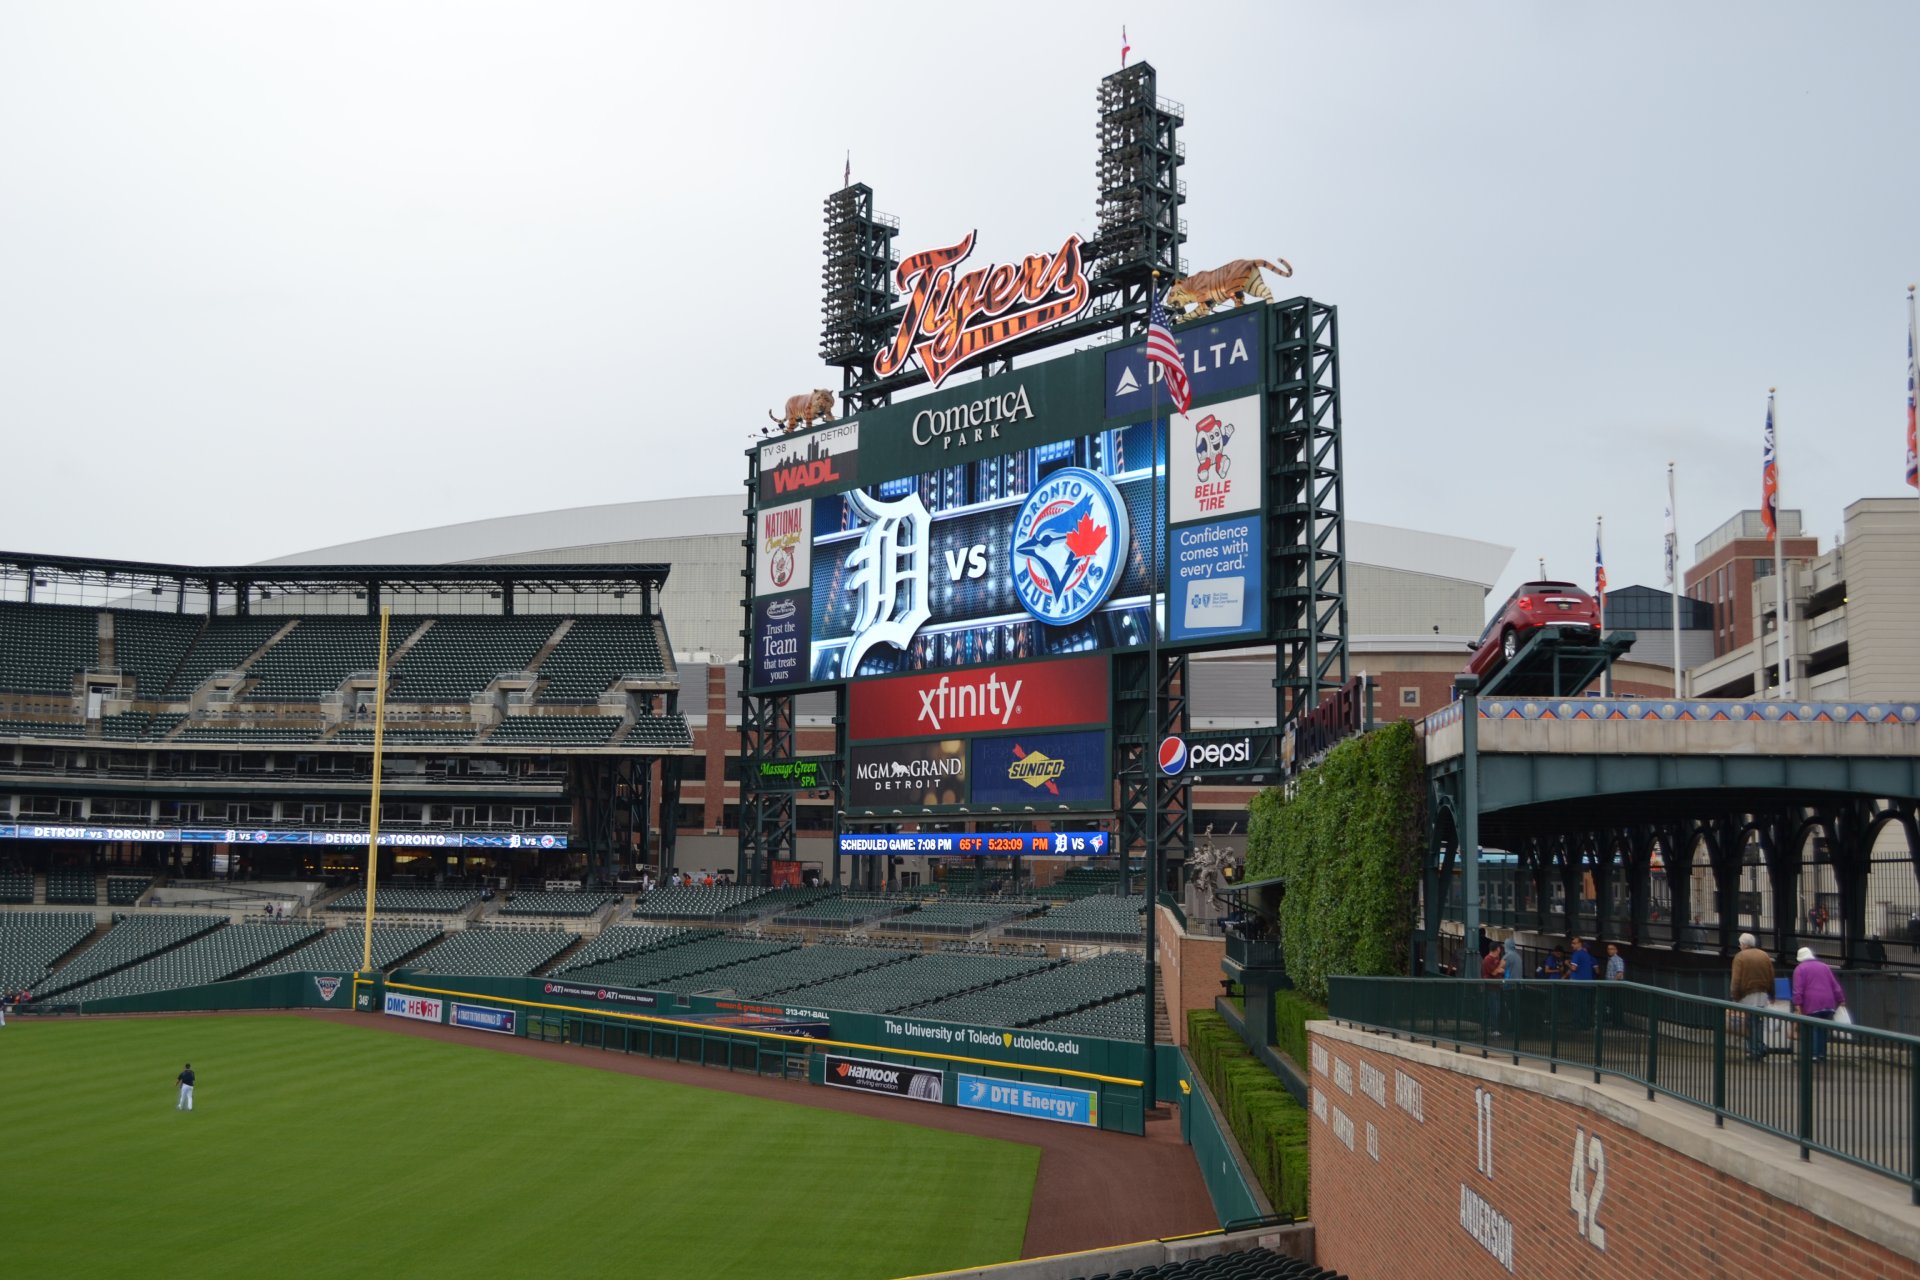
[1328,975,1920,1202]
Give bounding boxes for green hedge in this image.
[1187,1009,1309,1217]
[1244,721,1422,1002]
[1271,990,1328,1070]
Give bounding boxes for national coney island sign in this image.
[872,230,1091,387]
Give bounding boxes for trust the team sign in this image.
[873,230,1091,388]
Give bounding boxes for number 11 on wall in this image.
[1570,1127,1608,1251]
[1474,1087,1494,1178]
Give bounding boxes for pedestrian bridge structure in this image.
[1420,694,1920,969]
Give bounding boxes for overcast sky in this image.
[2,2,1914,612]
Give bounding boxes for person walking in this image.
[1479,943,1505,1035]
[175,1062,195,1111]
[1731,933,1775,1060]
[1791,946,1847,1063]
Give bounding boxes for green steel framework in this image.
[1426,686,1920,973]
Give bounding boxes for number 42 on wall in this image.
[1570,1127,1608,1251]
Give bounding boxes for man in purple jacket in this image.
[1791,946,1847,1063]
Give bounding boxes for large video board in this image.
[749,307,1271,693]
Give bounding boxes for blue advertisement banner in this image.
[450,1002,517,1035]
[1168,516,1263,643]
[968,729,1110,808]
[837,831,1111,857]
[1104,311,1260,419]
[0,824,567,850]
[753,591,811,688]
[957,1073,1098,1127]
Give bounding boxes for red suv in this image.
[1465,581,1603,677]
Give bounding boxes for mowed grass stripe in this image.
[2,1016,1038,1279]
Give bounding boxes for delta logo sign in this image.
[1010,468,1130,627]
[873,230,1092,388]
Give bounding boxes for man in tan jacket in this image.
[1730,933,1776,1060]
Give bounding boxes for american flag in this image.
[1761,395,1779,540]
[1906,303,1917,489]
[1146,292,1191,414]
[1594,522,1607,605]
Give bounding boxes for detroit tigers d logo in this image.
[1009,468,1129,626]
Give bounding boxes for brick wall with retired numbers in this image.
[1306,1023,1920,1280]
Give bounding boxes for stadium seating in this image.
[498,890,616,917]
[718,885,838,919]
[772,897,909,928]
[110,610,202,697]
[106,875,151,906]
[796,951,1057,1014]
[244,616,395,701]
[0,911,95,996]
[887,900,1042,934]
[56,921,321,1003]
[551,925,700,973]
[1035,993,1146,1040]
[0,871,34,904]
[631,884,768,921]
[38,913,227,996]
[1035,866,1136,900]
[177,724,324,743]
[560,935,799,990]
[387,616,558,702]
[98,711,152,740]
[46,869,97,905]
[487,716,623,746]
[0,718,87,738]
[1059,1247,1340,1280]
[1003,895,1145,942]
[0,601,99,695]
[326,887,482,915]
[251,923,443,977]
[330,727,476,746]
[625,713,693,749]
[913,951,1144,1028]
[536,616,670,701]
[406,926,574,977]
[645,942,911,999]
[163,616,287,696]
[147,712,186,740]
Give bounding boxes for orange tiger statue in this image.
[768,389,837,433]
[1163,258,1294,320]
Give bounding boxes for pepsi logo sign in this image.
[1010,468,1129,627]
[1161,736,1256,775]
[1158,736,1187,775]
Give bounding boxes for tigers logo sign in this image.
[874,231,1091,388]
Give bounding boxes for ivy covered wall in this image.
[1244,721,1424,1001]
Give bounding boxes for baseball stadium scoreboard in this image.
[740,61,1347,863]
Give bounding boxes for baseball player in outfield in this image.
[175,1063,195,1111]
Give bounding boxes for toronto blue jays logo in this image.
[1009,468,1129,626]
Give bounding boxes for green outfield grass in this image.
[1,1015,1038,1279]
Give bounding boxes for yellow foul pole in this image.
[359,605,392,972]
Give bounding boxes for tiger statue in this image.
[1162,258,1294,320]
[768,389,837,433]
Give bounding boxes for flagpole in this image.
[1668,462,1681,697]
[1770,389,1793,700]
[1596,515,1609,695]
[1142,268,1161,1114]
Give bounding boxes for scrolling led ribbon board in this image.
[873,230,1092,388]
